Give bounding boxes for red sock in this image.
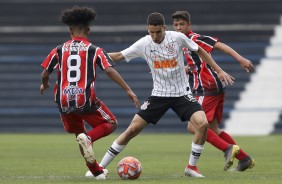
[219,131,248,160]
[219,131,236,144]
[206,129,229,151]
[87,123,114,142]
[86,160,103,176]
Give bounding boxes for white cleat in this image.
[76,133,95,163]
[184,167,205,178]
[85,170,94,178]
[85,169,108,180]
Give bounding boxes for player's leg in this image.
[99,114,148,168]
[82,100,118,179]
[61,113,104,179]
[185,110,208,177]
[209,119,240,171]
[196,94,239,170]
[172,95,207,177]
[85,101,117,142]
[218,129,255,171]
[188,121,230,152]
[100,96,168,169]
[195,95,231,151]
[209,93,254,171]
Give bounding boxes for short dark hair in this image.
[171,11,190,22]
[147,12,165,26]
[60,6,96,26]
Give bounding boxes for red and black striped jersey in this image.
[184,31,225,96]
[41,37,113,114]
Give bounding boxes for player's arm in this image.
[108,52,125,62]
[214,42,254,72]
[40,69,50,94]
[104,67,140,108]
[195,46,235,85]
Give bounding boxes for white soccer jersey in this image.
[121,31,199,97]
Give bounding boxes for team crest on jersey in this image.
[165,43,176,55]
[140,101,150,110]
[63,85,84,100]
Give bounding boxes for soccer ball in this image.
[117,156,142,180]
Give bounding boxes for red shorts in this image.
[195,93,225,124]
[60,101,116,134]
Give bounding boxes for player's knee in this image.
[111,123,118,132]
[197,119,209,133]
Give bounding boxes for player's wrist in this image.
[42,82,50,88]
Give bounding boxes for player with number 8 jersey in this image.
[40,6,139,180]
[42,39,114,114]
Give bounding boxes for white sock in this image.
[188,142,204,166]
[99,140,126,168]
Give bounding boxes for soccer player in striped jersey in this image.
[40,6,139,180]
[171,11,255,171]
[98,12,234,178]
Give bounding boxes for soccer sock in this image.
[219,131,236,144]
[219,131,248,160]
[99,140,126,168]
[86,160,103,177]
[206,128,229,151]
[87,123,114,142]
[188,142,204,167]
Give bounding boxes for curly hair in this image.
[60,6,96,26]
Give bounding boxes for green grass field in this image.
[0,133,282,184]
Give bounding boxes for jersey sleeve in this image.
[95,48,114,70]
[121,37,144,62]
[41,48,59,73]
[192,35,218,53]
[179,32,199,52]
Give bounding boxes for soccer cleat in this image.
[95,169,108,180]
[184,166,205,178]
[76,133,95,163]
[236,156,255,171]
[85,169,108,180]
[224,145,240,171]
[85,170,93,177]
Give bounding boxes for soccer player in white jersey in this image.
[97,12,234,178]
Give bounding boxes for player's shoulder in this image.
[140,35,151,42]
[132,35,150,47]
[166,30,186,38]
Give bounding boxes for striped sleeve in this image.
[95,48,114,70]
[193,35,218,53]
[41,48,58,73]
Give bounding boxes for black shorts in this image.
[137,95,203,124]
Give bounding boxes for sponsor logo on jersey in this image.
[63,85,84,100]
[153,58,178,69]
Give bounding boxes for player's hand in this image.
[40,83,50,95]
[127,90,140,108]
[239,58,254,73]
[217,71,235,86]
